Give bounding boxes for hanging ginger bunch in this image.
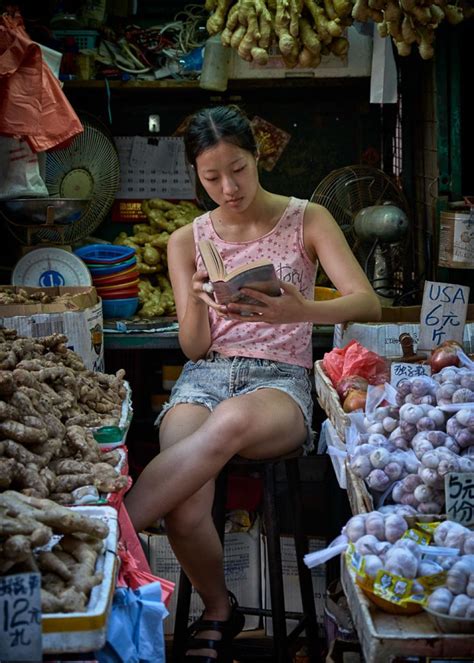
[204,0,472,65]
[205,0,353,69]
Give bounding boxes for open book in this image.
[198,239,281,306]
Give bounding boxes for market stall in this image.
[0,320,173,660]
[311,288,474,661]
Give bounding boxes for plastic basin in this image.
[101,297,139,319]
[92,268,139,285]
[75,244,136,264]
[88,257,137,275]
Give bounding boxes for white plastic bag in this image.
[0,137,48,199]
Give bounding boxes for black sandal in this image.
[183,591,245,662]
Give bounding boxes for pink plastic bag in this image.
[322,340,389,387]
[0,12,83,152]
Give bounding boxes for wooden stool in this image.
[172,452,320,663]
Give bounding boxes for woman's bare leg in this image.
[124,390,306,657]
[125,388,306,529]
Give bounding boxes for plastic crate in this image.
[53,29,99,50]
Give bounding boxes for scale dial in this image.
[12,247,93,287]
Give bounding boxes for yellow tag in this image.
[345,543,365,574]
[373,569,428,606]
[402,527,432,545]
[417,571,447,591]
[414,521,440,536]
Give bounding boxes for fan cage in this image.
[310,165,412,301]
[6,116,120,246]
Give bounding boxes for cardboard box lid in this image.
[350,304,474,325]
[0,286,99,316]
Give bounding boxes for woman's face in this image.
[195,140,259,213]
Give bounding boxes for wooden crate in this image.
[340,558,474,662]
[345,461,374,515]
[313,360,351,439]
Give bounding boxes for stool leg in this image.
[263,462,292,663]
[172,569,192,661]
[286,458,321,662]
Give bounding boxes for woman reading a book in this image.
[125,105,381,661]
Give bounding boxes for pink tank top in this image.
[193,197,317,368]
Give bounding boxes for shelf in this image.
[103,325,334,351]
[63,77,368,92]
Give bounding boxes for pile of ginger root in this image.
[0,490,111,613]
[0,328,129,504]
[205,0,473,65]
[113,197,204,318]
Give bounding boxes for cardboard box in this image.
[140,520,261,634]
[0,286,103,371]
[262,535,327,638]
[229,26,372,79]
[333,305,474,356]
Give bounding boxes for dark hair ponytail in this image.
[183,105,257,167]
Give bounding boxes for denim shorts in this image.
[156,353,314,453]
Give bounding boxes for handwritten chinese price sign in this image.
[0,573,42,661]
[390,362,431,388]
[418,281,469,350]
[445,472,474,528]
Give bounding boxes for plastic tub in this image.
[92,268,139,285]
[101,297,139,319]
[88,257,137,276]
[95,278,139,291]
[98,287,139,299]
[314,286,341,301]
[75,244,136,264]
[424,606,474,634]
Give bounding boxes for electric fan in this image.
[1,113,120,247]
[310,165,411,300]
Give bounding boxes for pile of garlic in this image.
[427,521,474,619]
[348,366,474,514]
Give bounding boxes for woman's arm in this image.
[303,202,382,323]
[167,225,212,360]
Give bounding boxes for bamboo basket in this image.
[313,360,351,439]
[345,460,374,515]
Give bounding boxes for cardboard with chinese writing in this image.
[445,472,474,528]
[418,281,470,350]
[0,572,42,661]
[390,362,431,388]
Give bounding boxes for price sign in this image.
[418,281,470,350]
[0,573,42,661]
[390,362,431,388]
[445,472,474,527]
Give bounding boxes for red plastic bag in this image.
[0,12,83,152]
[117,544,175,607]
[322,340,389,387]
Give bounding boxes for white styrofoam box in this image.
[261,534,327,637]
[90,381,134,448]
[321,419,347,489]
[333,304,474,357]
[140,520,261,634]
[42,506,119,653]
[0,286,104,371]
[229,26,372,79]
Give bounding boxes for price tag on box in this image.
[445,472,474,528]
[418,281,470,350]
[390,362,431,388]
[0,572,42,661]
